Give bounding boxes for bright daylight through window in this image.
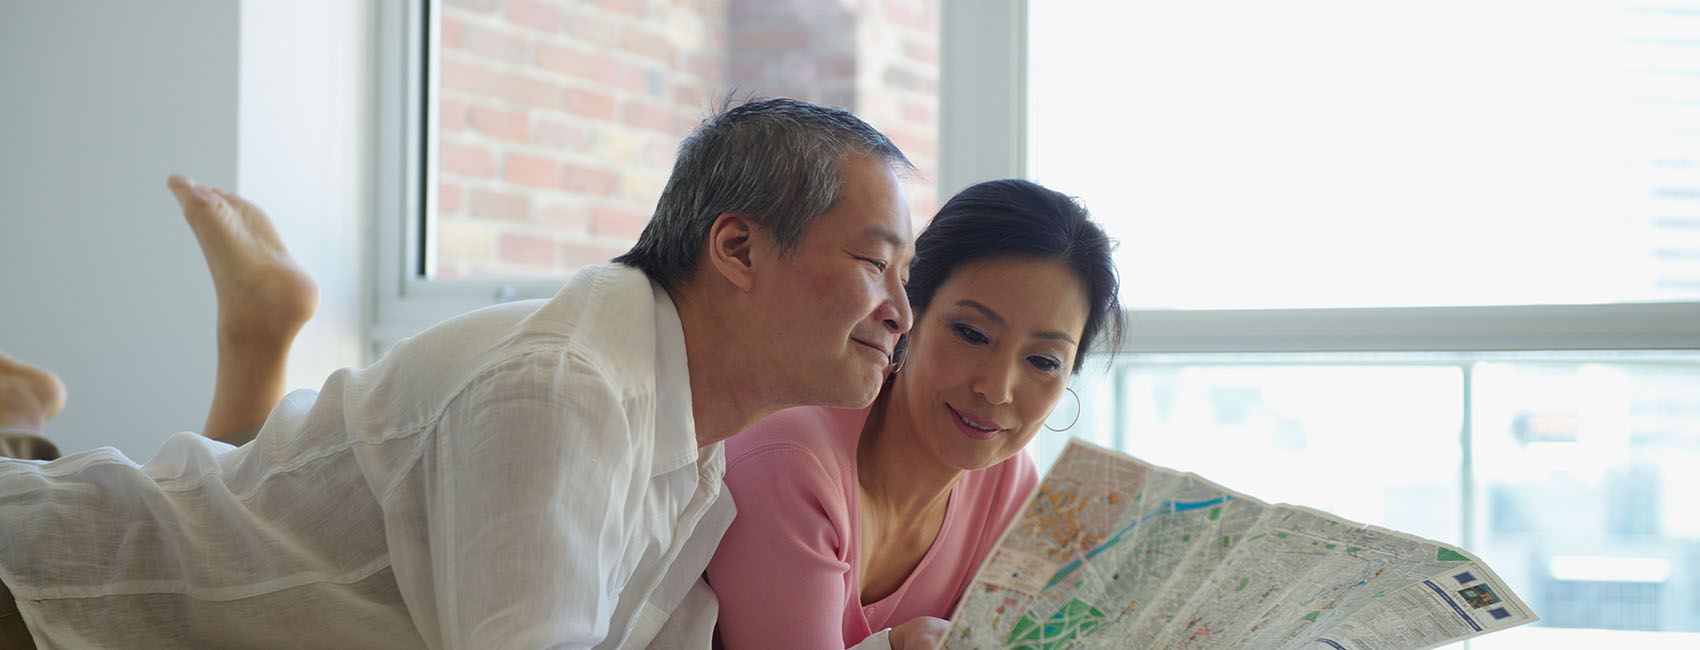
[1028,1,1700,648]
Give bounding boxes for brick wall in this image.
[435,0,939,278]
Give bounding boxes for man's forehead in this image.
[859,224,912,250]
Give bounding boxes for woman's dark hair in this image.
[898,179,1124,373]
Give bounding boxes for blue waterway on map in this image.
[1044,495,1235,590]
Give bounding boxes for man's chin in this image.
[825,368,885,410]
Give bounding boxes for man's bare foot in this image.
[167,175,319,345]
[167,175,318,441]
[0,351,66,434]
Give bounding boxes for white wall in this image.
[237,0,374,402]
[0,1,372,459]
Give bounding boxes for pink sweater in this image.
[706,406,1038,649]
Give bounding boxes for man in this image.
[0,98,915,648]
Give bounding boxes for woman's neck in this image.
[856,384,963,520]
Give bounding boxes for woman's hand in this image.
[889,616,950,650]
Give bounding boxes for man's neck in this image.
[668,284,775,449]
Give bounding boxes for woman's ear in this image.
[705,212,757,292]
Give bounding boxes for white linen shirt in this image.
[0,264,733,649]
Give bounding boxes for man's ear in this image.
[705,212,758,292]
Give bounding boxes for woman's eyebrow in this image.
[957,299,1078,345]
[957,300,1007,327]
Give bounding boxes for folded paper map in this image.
[943,439,1536,650]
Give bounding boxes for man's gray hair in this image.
[613,97,913,289]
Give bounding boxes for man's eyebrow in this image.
[862,226,908,249]
[958,299,1079,345]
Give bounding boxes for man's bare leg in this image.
[0,352,66,459]
[166,175,318,443]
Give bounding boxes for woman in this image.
[705,179,1124,650]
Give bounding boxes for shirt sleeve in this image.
[706,442,860,650]
[406,351,644,649]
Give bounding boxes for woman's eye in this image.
[952,324,989,345]
[1029,356,1062,373]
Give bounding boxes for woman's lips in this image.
[948,405,1001,441]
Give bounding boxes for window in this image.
[1029,1,1700,311]
[1023,1,1700,647]
[375,0,944,349]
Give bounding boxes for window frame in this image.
[373,0,566,355]
[373,0,1700,357]
[953,0,1700,356]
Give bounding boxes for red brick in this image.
[815,54,856,78]
[563,88,617,121]
[728,59,764,83]
[439,182,463,214]
[643,140,676,169]
[728,1,767,21]
[504,153,560,188]
[561,242,627,269]
[500,233,557,267]
[888,129,937,159]
[702,23,727,50]
[684,53,722,79]
[818,89,854,111]
[912,195,938,222]
[470,106,530,142]
[882,66,928,93]
[441,142,495,178]
[884,3,936,31]
[468,188,530,221]
[534,43,591,76]
[441,17,463,48]
[591,55,646,92]
[901,39,938,65]
[565,11,619,46]
[440,98,468,131]
[672,84,704,110]
[506,0,562,32]
[622,99,673,132]
[737,28,807,52]
[900,101,936,127]
[591,205,649,239]
[562,164,619,195]
[454,21,529,62]
[503,75,561,109]
[593,0,645,17]
[673,113,702,138]
[444,0,500,14]
[533,202,591,230]
[532,119,596,152]
[442,58,504,96]
[623,26,674,63]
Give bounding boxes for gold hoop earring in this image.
[1044,387,1081,432]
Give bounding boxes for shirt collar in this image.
[647,272,701,478]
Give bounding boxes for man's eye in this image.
[861,258,888,272]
